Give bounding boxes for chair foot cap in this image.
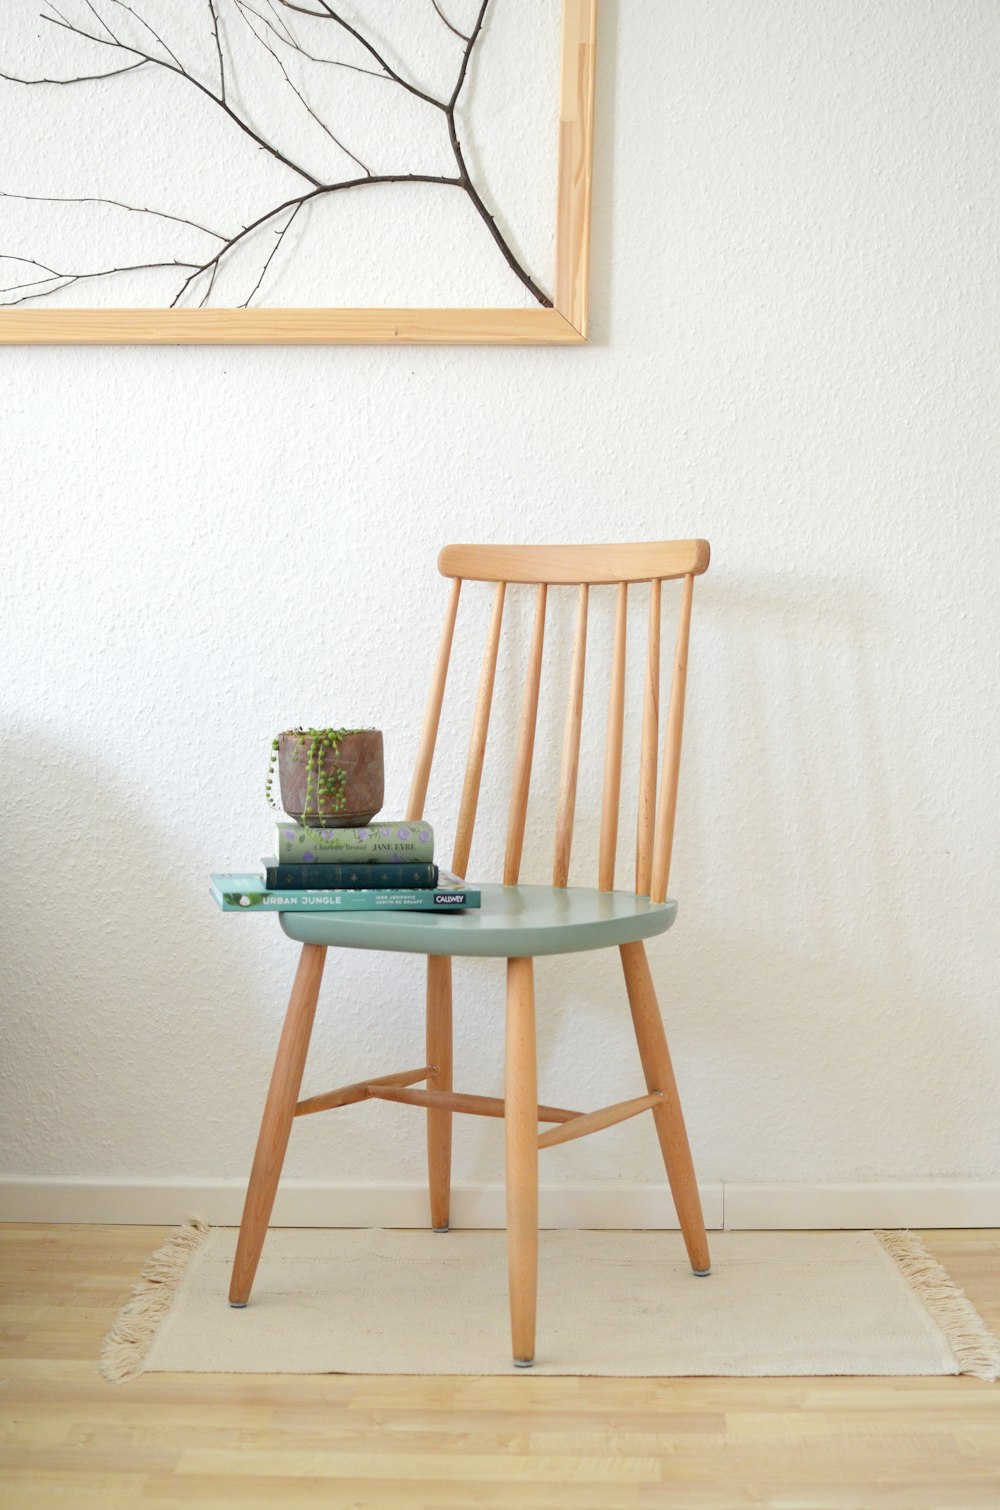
[692,1267,711,1277]
[432,1225,450,1233]
[513,1357,535,1369]
[229,1301,248,1308]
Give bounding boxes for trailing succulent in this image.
[265,727,369,821]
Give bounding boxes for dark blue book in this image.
[262,857,439,890]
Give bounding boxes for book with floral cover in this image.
[276,819,434,865]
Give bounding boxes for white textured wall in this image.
[3,0,999,1216]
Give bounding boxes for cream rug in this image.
[100,1223,1000,1382]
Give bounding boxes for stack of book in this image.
[211,819,480,912]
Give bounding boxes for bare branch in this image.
[0,58,149,85]
[0,257,203,308]
[78,0,117,41]
[448,0,488,110]
[279,0,446,111]
[0,255,63,296]
[262,0,296,45]
[0,190,230,243]
[105,0,184,70]
[0,271,75,300]
[171,172,463,308]
[40,10,138,51]
[198,259,220,308]
[242,201,301,305]
[1,254,61,279]
[236,0,371,175]
[40,7,323,186]
[431,1,469,42]
[238,1,388,82]
[208,0,226,101]
[438,0,551,306]
[1,275,70,296]
[4,0,553,310]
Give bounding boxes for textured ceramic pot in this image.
[278,729,384,828]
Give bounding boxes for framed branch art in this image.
[0,0,596,344]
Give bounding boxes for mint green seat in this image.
[230,541,713,1370]
[281,884,677,957]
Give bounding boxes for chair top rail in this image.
[438,541,710,585]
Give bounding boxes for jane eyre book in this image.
[276,820,434,865]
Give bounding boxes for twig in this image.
[0,258,203,308]
[443,0,552,306]
[0,190,230,243]
[40,7,323,186]
[236,0,371,175]
[1,274,70,296]
[0,58,148,85]
[105,0,184,71]
[279,0,447,111]
[198,259,220,308]
[431,1,469,42]
[208,0,226,101]
[171,173,463,307]
[262,0,296,45]
[237,0,388,82]
[0,255,63,296]
[449,0,487,110]
[78,0,117,42]
[241,201,301,305]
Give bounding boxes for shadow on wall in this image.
[0,731,265,1177]
[445,569,996,1187]
[666,570,993,1181]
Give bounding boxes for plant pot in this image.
[277,729,384,828]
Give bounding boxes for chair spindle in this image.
[452,582,506,878]
[503,584,547,886]
[552,583,589,887]
[407,577,461,822]
[635,578,661,896]
[650,573,694,904]
[598,582,628,891]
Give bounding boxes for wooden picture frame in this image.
[0,0,596,347]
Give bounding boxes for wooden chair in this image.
[229,541,712,1367]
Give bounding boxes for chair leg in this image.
[619,940,711,1275]
[426,954,453,1232]
[505,955,539,1367]
[229,943,326,1306]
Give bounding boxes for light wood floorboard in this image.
[1,1224,998,1508]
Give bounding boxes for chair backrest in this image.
[405,541,710,901]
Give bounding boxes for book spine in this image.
[264,861,439,890]
[211,885,478,912]
[277,821,434,865]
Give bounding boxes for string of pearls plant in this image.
[265,727,369,822]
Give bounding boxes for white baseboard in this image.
[2,1178,998,1228]
[0,1178,723,1229]
[723,1181,1000,1230]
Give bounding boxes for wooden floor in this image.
[1,1226,998,1509]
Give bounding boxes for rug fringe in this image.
[875,1229,1000,1382]
[98,1217,212,1383]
